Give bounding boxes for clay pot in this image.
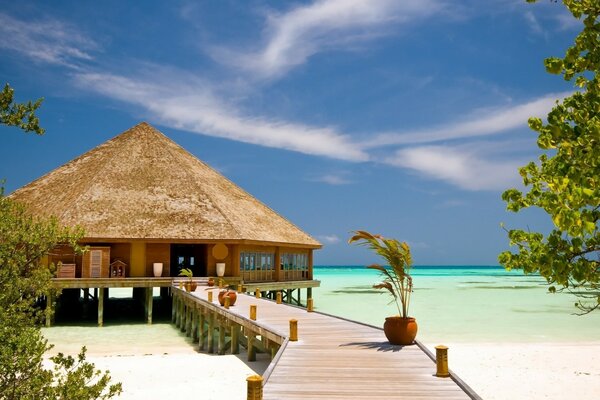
[207,278,215,287]
[383,316,418,345]
[218,290,237,306]
[184,282,198,292]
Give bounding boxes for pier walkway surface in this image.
[173,286,479,400]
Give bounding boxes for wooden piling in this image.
[250,304,257,320]
[289,319,298,341]
[276,291,282,304]
[97,288,104,327]
[247,375,263,400]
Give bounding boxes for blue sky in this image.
[0,1,578,265]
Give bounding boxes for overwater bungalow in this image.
[10,122,321,324]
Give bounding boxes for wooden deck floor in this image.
[178,287,478,400]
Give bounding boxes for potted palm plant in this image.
[349,230,417,345]
[178,268,197,292]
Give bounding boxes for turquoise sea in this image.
[312,266,600,343]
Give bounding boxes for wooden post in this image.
[250,305,257,321]
[207,312,215,354]
[97,288,104,327]
[224,296,230,309]
[436,345,450,377]
[276,291,282,304]
[246,375,263,400]
[146,287,153,324]
[218,321,226,355]
[45,291,53,327]
[208,291,213,303]
[237,284,243,293]
[180,302,187,332]
[231,323,240,354]
[171,292,177,323]
[198,310,206,351]
[186,305,193,337]
[307,298,314,312]
[192,307,199,342]
[255,288,261,298]
[307,287,312,299]
[289,319,298,341]
[286,289,292,304]
[248,333,256,361]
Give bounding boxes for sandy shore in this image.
[43,325,600,399]
[429,342,600,400]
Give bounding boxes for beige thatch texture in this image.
[9,122,321,247]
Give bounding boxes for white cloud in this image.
[524,11,545,36]
[74,71,368,162]
[211,0,443,79]
[365,93,567,147]
[317,234,341,244]
[310,173,353,185]
[385,144,523,191]
[0,13,97,68]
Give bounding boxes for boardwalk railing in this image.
[171,285,481,400]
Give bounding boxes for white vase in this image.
[216,263,225,277]
[153,263,163,277]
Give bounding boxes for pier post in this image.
[97,288,104,327]
[246,375,263,400]
[307,298,314,312]
[186,304,192,337]
[218,320,226,355]
[286,289,292,304]
[276,291,282,304]
[146,287,153,324]
[435,345,450,377]
[45,291,53,327]
[250,305,257,321]
[289,319,298,341]
[247,332,256,361]
[198,310,206,351]
[231,323,240,354]
[192,307,199,342]
[171,292,177,323]
[307,287,312,299]
[207,312,215,354]
[255,288,261,298]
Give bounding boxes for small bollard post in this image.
[289,319,298,341]
[208,291,213,302]
[246,375,263,400]
[435,345,450,377]
[255,288,261,298]
[218,279,223,289]
[237,284,243,293]
[250,305,257,320]
[276,291,282,304]
[224,296,230,309]
[307,298,314,312]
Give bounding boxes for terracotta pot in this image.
[383,316,418,345]
[184,282,198,292]
[207,278,215,287]
[218,290,237,306]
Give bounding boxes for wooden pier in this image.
[172,286,480,400]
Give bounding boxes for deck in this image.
[173,286,479,400]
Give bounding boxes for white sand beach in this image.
[43,324,600,400]
[435,342,600,400]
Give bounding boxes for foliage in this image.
[178,267,193,280]
[500,0,599,313]
[0,191,122,399]
[0,83,44,134]
[348,230,413,318]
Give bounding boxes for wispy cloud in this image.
[0,13,97,68]
[365,93,566,148]
[211,0,443,79]
[309,173,354,185]
[317,234,341,244]
[385,143,523,191]
[74,71,368,162]
[524,11,545,36]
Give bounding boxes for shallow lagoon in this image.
[312,266,600,343]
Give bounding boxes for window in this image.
[281,252,308,280]
[240,251,274,282]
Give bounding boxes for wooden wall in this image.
[146,243,170,277]
[130,242,145,277]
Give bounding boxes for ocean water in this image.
[312,266,600,343]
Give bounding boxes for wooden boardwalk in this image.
[173,286,479,400]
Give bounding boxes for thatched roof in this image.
[9,122,321,247]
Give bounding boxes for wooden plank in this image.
[173,286,477,400]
